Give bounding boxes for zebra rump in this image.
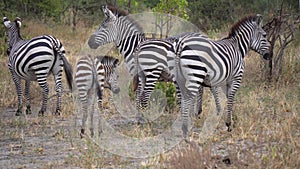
[74,55,119,137]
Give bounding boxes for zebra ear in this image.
[15,17,22,28]
[3,17,11,28]
[102,5,116,20]
[256,14,262,26]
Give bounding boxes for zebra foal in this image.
[176,14,271,137]
[75,55,120,137]
[3,17,73,116]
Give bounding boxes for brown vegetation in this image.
[0,17,299,168]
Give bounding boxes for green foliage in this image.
[188,0,298,32]
[35,0,65,21]
[154,82,177,112]
[117,0,142,13]
[153,0,189,20]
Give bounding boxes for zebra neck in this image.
[116,33,145,60]
[9,39,27,56]
[230,34,250,58]
[9,36,24,49]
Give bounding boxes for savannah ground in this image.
[0,19,299,169]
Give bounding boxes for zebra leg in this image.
[196,86,204,117]
[181,96,193,139]
[37,81,49,116]
[11,72,23,116]
[53,69,63,115]
[80,98,88,138]
[211,87,221,115]
[89,93,96,137]
[225,80,241,132]
[135,75,146,124]
[25,80,32,115]
[174,81,182,110]
[90,102,95,137]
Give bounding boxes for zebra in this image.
[75,55,120,137]
[87,5,165,121]
[88,6,219,119]
[3,17,73,116]
[134,32,221,117]
[175,14,271,137]
[88,5,146,77]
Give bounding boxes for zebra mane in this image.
[226,15,257,39]
[107,6,129,17]
[107,6,143,32]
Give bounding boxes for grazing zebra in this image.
[3,17,73,116]
[175,14,271,137]
[134,32,221,117]
[75,55,120,137]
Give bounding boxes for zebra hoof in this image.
[15,109,22,116]
[80,129,85,138]
[136,116,147,125]
[26,107,32,115]
[197,108,203,116]
[54,109,61,116]
[38,110,44,117]
[90,128,94,137]
[226,122,232,132]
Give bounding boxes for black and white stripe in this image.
[176,14,271,136]
[134,32,221,117]
[75,55,119,137]
[88,5,146,76]
[3,17,73,116]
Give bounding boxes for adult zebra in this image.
[134,33,221,116]
[176,14,271,137]
[75,55,120,137]
[88,5,145,76]
[3,17,73,116]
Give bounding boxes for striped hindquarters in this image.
[178,36,229,96]
[75,56,95,101]
[10,35,63,81]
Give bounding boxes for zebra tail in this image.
[53,43,73,91]
[61,55,73,91]
[95,76,102,104]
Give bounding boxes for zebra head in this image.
[3,17,22,53]
[97,56,120,94]
[107,58,120,94]
[88,5,119,49]
[250,14,271,60]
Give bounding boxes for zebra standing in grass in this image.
[75,55,120,137]
[175,14,271,137]
[88,6,220,118]
[134,33,221,116]
[3,17,73,116]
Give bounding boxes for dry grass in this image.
[0,18,299,168]
[163,49,300,168]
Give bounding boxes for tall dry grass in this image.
[163,47,300,168]
[0,18,299,168]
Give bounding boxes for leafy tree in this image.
[153,0,189,20]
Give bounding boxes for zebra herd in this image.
[3,5,271,138]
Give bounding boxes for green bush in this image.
[154,82,177,112]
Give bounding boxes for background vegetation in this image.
[0,0,299,168]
